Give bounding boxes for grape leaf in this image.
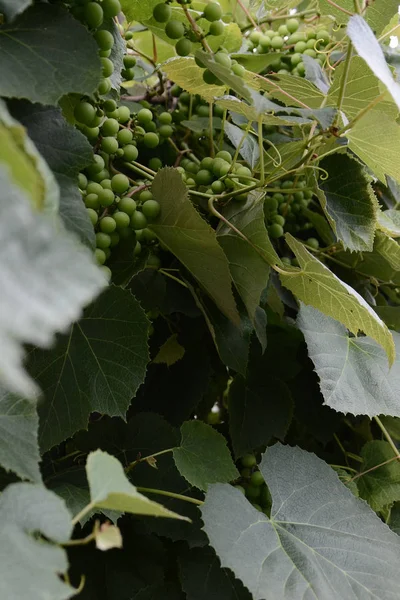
[202,443,400,600]
[317,153,377,251]
[215,95,312,125]
[173,420,239,491]
[0,5,102,105]
[153,334,185,367]
[224,122,259,168]
[33,285,149,451]
[0,483,73,600]
[163,57,225,103]
[150,168,239,324]
[8,100,95,248]
[347,15,400,109]
[0,166,105,398]
[195,50,251,100]
[86,450,189,520]
[257,73,325,108]
[303,55,330,94]
[358,441,400,512]
[297,304,400,417]
[0,0,32,21]
[122,0,168,22]
[231,52,285,74]
[346,231,400,283]
[375,306,400,330]
[280,234,395,364]
[319,0,399,35]
[378,210,400,237]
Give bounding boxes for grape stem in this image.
[125,447,176,473]
[183,6,212,53]
[136,487,204,506]
[333,41,353,127]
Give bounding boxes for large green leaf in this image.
[258,73,325,108]
[378,209,400,238]
[195,51,251,100]
[0,166,105,398]
[317,153,377,251]
[319,0,398,35]
[217,192,277,324]
[280,234,395,364]
[150,168,239,324]
[0,386,40,482]
[0,483,73,600]
[347,15,400,109]
[0,0,32,21]
[202,443,400,600]
[34,285,149,451]
[224,122,259,168]
[297,304,400,416]
[121,0,165,22]
[163,57,225,103]
[86,450,189,520]
[0,5,102,104]
[8,100,95,248]
[347,111,400,183]
[173,420,239,491]
[346,231,400,284]
[358,441,400,512]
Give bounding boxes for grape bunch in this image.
[234,454,271,514]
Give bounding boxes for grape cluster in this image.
[234,454,271,514]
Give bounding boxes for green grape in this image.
[316,29,330,44]
[103,0,121,17]
[147,253,161,267]
[281,180,294,190]
[304,189,313,199]
[149,157,163,170]
[278,24,288,36]
[125,31,133,40]
[273,192,285,203]
[100,216,117,233]
[96,232,111,249]
[74,101,96,126]
[209,21,224,36]
[142,199,161,219]
[232,63,245,76]
[118,106,131,123]
[98,78,111,95]
[291,53,302,67]
[306,38,316,49]
[159,112,172,125]
[99,265,112,281]
[203,68,222,84]
[306,237,319,249]
[85,193,100,209]
[87,207,98,226]
[200,156,213,170]
[101,137,119,154]
[241,453,257,468]
[79,173,88,189]
[153,2,172,22]
[131,210,148,230]
[165,20,185,39]
[251,503,263,512]
[143,132,159,148]
[133,240,142,256]
[101,118,119,137]
[186,177,195,186]
[84,2,104,29]
[211,180,225,193]
[294,40,307,53]
[213,104,224,117]
[288,31,306,45]
[118,196,137,214]
[179,91,191,105]
[175,38,192,56]
[249,31,261,44]
[304,48,316,58]
[95,247,106,265]
[117,128,133,145]
[281,256,292,266]
[87,182,103,195]
[143,228,158,242]
[279,202,291,215]
[268,223,284,238]
[94,29,114,51]
[277,68,289,75]
[135,229,144,241]
[245,485,261,501]
[91,168,110,183]
[139,190,153,202]
[99,50,111,59]
[186,161,199,174]
[214,52,231,68]
[159,124,173,138]
[113,211,131,229]
[273,214,285,226]
[204,2,222,22]
[294,191,304,201]
[236,165,252,182]
[171,84,182,97]
[271,36,284,49]
[86,155,105,176]
[109,232,120,247]
[101,57,114,78]
[123,144,139,161]
[297,62,305,76]
[286,18,299,33]
[111,173,130,194]
[234,485,246,494]
[265,196,278,212]
[259,35,271,50]
[98,188,115,207]
[144,120,157,132]
[196,104,210,118]
[122,67,135,80]
[195,169,213,186]
[101,179,112,190]
[137,108,153,125]
[123,55,137,69]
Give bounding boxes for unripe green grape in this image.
[101,136,119,154]
[195,169,213,186]
[268,223,284,238]
[159,124,173,138]
[94,29,114,51]
[139,190,153,202]
[131,210,148,230]
[137,108,153,125]
[212,157,228,176]
[98,78,111,95]
[259,35,271,50]
[211,179,225,193]
[213,104,224,117]
[204,2,222,22]
[279,202,291,215]
[159,112,172,125]
[133,240,142,256]
[203,68,222,85]
[135,229,144,241]
[111,173,130,194]
[297,62,305,76]
[273,214,285,226]
[249,31,261,44]
[306,38,316,50]
[96,232,112,249]
[278,24,288,36]
[186,177,195,186]
[108,232,119,247]
[101,118,119,137]
[118,196,137,215]
[234,485,246,494]
[171,84,182,97]
[74,101,96,126]
[122,67,135,80]
[281,179,294,190]
[306,237,319,249]
[179,91,191,105]
[209,20,224,36]
[291,52,302,67]
[99,49,111,58]
[278,68,289,75]
[103,0,121,18]
[286,18,299,33]
[117,128,133,145]
[265,196,278,212]
[165,20,185,40]
[232,63,245,76]
[241,453,257,468]
[294,40,307,53]
[85,193,100,209]
[84,2,104,29]
[214,52,231,68]
[112,211,131,229]
[196,104,209,117]
[98,188,115,207]
[87,155,105,176]
[153,2,172,22]
[100,179,112,190]
[304,48,316,58]
[91,168,110,183]
[123,144,139,161]
[123,55,137,70]
[142,199,161,219]
[87,182,103,195]
[79,173,88,189]
[149,157,163,171]
[186,161,199,174]
[144,120,157,132]
[316,29,330,44]
[143,132,159,148]
[95,247,106,265]
[125,30,133,40]
[147,253,161,268]
[245,485,261,501]
[143,228,158,243]
[304,189,313,199]
[201,156,214,170]
[101,57,114,78]
[100,216,117,233]
[118,106,131,123]
[271,36,284,49]
[273,192,285,203]
[87,207,98,226]
[294,191,304,201]
[236,165,252,182]
[175,38,192,56]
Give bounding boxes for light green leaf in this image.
[34,285,149,451]
[298,304,400,416]
[0,5,102,105]
[343,231,400,284]
[319,0,399,35]
[231,52,285,74]
[202,443,400,600]
[221,22,243,53]
[162,57,225,103]
[217,192,278,323]
[378,210,400,238]
[195,50,251,100]
[258,73,325,108]
[263,140,305,178]
[347,15,400,109]
[317,153,378,251]
[224,122,259,168]
[215,95,311,125]
[150,167,239,324]
[280,234,395,364]
[153,334,185,367]
[358,441,400,512]
[87,450,189,520]
[0,386,40,482]
[173,420,239,491]
[0,0,32,21]
[302,207,336,246]
[120,0,160,22]
[0,483,73,600]
[0,166,105,399]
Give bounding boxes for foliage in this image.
[2,0,400,598]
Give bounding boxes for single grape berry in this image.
[102,0,121,18]
[137,108,153,125]
[203,69,221,85]
[118,106,131,123]
[142,200,161,219]
[74,101,96,126]
[139,190,153,202]
[203,2,222,22]
[143,132,159,148]
[122,67,135,80]
[232,63,245,76]
[245,485,261,501]
[209,21,224,36]
[196,169,214,186]
[95,248,106,265]
[86,207,98,226]
[101,118,119,137]
[159,124,173,137]
[241,454,257,468]
[123,144,139,161]
[118,196,137,215]
[113,211,131,229]
[96,232,112,249]
[214,52,231,68]
[84,2,104,29]
[175,38,192,56]
[159,112,172,125]
[165,20,185,40]
[268,223,284,238]
[153,2,172,22]
[94,29,114,51]
[306,237,320,250]
[111,173,130,194]
[101,57,114,78]
[117,128,133,145]
[286,18,299,33]
[100,216,117,233]
[149,157,163,171]
[98,78,111,95]
[98,188,115,207]
[131,210,148,230]
[271,36,284,49]
[79,173,88,189]
[101,137,119,155]
[123,54,136,68]
[85,193,100,209]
